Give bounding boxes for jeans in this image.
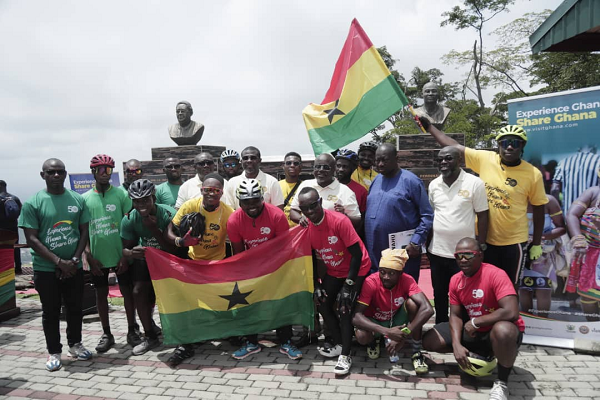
[427,252,460,324]
[34,269,84,354]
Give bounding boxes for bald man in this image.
[176,152,222,208]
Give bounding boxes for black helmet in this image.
[178,212,206,238]
[128,179,155,199]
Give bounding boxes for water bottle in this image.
[384,337,399,363]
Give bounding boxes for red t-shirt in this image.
[449,263,525,332]
[358,273,422,322]
[227,203,289,249]
[307,209,371,278]
[345,180,367,214]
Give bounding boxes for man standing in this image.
[18,159,92,371]
[156,157,183,208]
[279,152,303,227]
[175,152,217,208]
[220,149,243,180]
[290,154,361,230]
[334,150,367,217]
[423,120,548,284]
[297,187,370,375]
[0,180,22,273]
[423,238,524,400]
[83,154,140,353]
[351,141,379,190]
[428,146,489,323]
[225,146,284,210]
[122,159,144,193]
[226,179,301,361]
[365,143,433,282]
[353,248,433,374]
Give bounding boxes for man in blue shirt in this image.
[364,143,433,282]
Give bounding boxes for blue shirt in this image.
[365,169,433,271]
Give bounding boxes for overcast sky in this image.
[1,0,562,201]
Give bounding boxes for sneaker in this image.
[333,355,352,375]
[46,353,62,372]
[411,351,429,374]
[68,343,93,361]
[132,337,160,356]
[489,380,509,400]
[127,330,142,347]
[318,343,342,358]
[95,334,115,353]
[367,338,380,359]
[167,344,195,367]
[280,340,303,360]
[231,341,261,360]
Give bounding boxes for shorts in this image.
[91,267,133,288]
[130,259,152,282]
[433,321,523,357]
[484,242,527,285]
[365,304,408,337]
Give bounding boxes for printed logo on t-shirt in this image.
[45,220,77,250]
[105,204,116,212]
[328,236,338,244]
[326,195,339,202]
[67,206,79,213]
[458,189,470,198]
[472,289,484,299]
[485,183,511,210]
[210,223,220,231]
[260,226,271,235]
[394,296,405,307]
[504,177,518,187]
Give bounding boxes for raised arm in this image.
[420,117,465,154]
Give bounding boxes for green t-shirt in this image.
[18,189,90,272]
[83,185,132,268]
[155,182,181,208]
[120,203,175,249]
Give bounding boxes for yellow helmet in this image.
[459,353,497,377]
[496,125,527,142]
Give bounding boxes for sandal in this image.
[167,344,195,367]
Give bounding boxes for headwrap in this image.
[379,248,409,271]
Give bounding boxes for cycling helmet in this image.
[236,179,263,200]
[178,212,206,238]
[459,353,498,377]
[496,125,528,142]
[220,149,240,162]
[358,141,378,153]
[128,179,155,199]
[335,149,359,164]
[90,154,115,168]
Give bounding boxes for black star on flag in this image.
[219,282,253,310]
[323,99,346,124]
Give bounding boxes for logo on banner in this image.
[580,326,590,334]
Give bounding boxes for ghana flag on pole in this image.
[145,227,314,345]
[302,18,409,155]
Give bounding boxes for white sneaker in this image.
[489,380,509,400]
[333,355,352,375]
[46,353,62,371]
[68,343,92,361]
[318,343,342,358]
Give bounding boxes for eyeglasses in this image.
[285,161,301,167]
[92,166,113,175]
[499,139,524,149]
[126,168,143,175]
[44,169,67,176]
[201,187,223,196]
[314,164,332,171]
[223,162,238,168]
[436,155,454,163]
[299,198,321,213]
[453,251,480,261]
[195,160,214,166]
[164,164,181,170]
[242,155,258,161]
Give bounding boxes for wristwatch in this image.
[71,257,80,264]
[479,243,488,251]
[345,278,355,286]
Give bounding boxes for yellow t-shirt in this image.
[279,179,299,227]
[172,198,234,261]
[465,148,548,246]
[351,167,378,191]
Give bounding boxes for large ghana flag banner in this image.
[145,227,314,345]
[302,18,409,155]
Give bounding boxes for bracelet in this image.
[55,255,61,266]
[471,317,480,329]
[175,237,182,247]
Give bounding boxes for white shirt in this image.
[175,174,230,209]
[290,178,360,218]
[428,169,488,258]
[226,170,284,210]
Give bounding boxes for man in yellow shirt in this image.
[279,152,303,227]
[351,141,379,191]
[165,172,234,365]
[422,119,548,285]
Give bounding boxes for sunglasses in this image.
[436,155,454,163]
[314,164,332,171]
[299,198,321,213]
[92,166,113,175]
[223,162,238,168]
[201,187,223,196]
[164,164,181,170]
[44,169,67,176]
[285,161,301,167]
[195,160,214,166]
[453,251,480,261]
[499,139,524,149]
[126,168,143,175]
[242,155,258,161]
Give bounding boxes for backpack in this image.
[0,195,19,220]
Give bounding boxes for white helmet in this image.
[220,149,240,162]
[236,179,263,200]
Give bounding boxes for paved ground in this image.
[1,299,599,400]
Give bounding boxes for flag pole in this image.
[406,105,427,134]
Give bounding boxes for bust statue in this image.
[168,101,205,146]
[414,82,451,130]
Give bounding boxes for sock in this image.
[409,338,422,354]
[103,326,112,336]
[497,363,512,383]
[128,324,138,334]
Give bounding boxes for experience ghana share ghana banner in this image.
[302,18,409,155]
[145,227,314,345]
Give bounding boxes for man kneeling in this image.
[422,237,524,400]
[353,248,433,374]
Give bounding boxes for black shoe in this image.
[167,344,195,367]
[152,320,162,337]
[127,330,142,347]
[95,334,115,353]
[295,333,319,348]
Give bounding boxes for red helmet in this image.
[90,154,115,168]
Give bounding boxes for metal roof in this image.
[529,0,600,54]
